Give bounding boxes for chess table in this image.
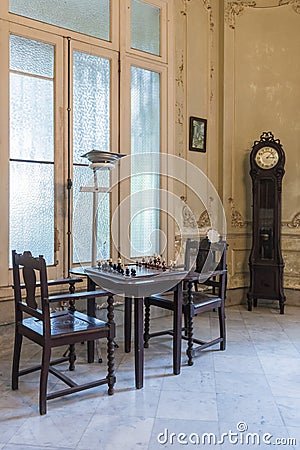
[71,264,188,389]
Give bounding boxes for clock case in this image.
[247,132,286,314]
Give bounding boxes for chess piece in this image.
[117,259,122,272]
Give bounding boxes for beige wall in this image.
[174,0,300,298]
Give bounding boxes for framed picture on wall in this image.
[189,116,207,153]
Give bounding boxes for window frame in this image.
[121,0,168,63]
[67,39,119,268]
[119,55,168,261]
[1,22,65,284]
[1,0,120,52]
[0,0,174,290]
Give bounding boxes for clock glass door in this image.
[259,179,275,260]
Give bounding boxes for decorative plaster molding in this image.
[197,209,211,229]
[202,0,214,31]
[279,0,300,14]
[225,0,257,29]
[287,212,300,228]
[228,197,247,228]
[182,201,198,228]
[176,53,184,88]
[225,0,300,29]
[180,0,192,16]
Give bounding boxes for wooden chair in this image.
[11,250,116,415]
[144,237,227,365]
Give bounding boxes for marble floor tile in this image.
[77,415,154,450]
[217,392,285,427]
[275,396,300,428]
[2,446,74,450]
[156,390,218,421]
[215,371,273,397]
[213,353,264,375]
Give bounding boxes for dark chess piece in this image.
[131,268,136,277]
[125,266,130,276]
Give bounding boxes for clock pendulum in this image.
[247,131,286,314]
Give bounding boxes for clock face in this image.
[255,146,279,169]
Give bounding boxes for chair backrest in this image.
[184,237,227,275]
[12,250,51,333]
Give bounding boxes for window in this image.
[0,0,171,286]
[9,34,55,264]
[72,50,112,263]
[9,0,110,41]
[130,66,160,257]
[131,0,160,55]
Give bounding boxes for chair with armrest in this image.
[11,250,116,415]
[144,236,227,366]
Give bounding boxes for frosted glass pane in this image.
[9,162,54,265]
[10,35,54,78]
[10,0,110,41]
[73,165,110,264]
[10,73,54,161]
[130,66,160,257]
[131,0,160,56]
[73,51,110,164]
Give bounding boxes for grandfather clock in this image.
[247,131,285,314]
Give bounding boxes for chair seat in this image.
[185,292,222,309]
[147,290,221,311]
[22,310,108,337]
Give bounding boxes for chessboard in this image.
[94,256,171,279]
[84,257,186,298]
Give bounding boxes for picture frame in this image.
[189,116,207,153]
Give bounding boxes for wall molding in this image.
[225,0,257,29]
[286,212,300,228]
[225,0,300,30]
[197,209,211,229]
[279,0,300,14]
[228,197,248,228]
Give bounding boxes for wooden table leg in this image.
[124,297,132,353]
[173,282,182,375]
[134,297,144,389]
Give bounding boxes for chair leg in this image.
[185,281,194,366]
[183,311,188,337]
[69,344,76,371]
[107,337,115,395]
[39,346,51,415]
[106,294,115,395]
[218,306,226,351]
[143,300,150,348]
[186,314,194,366]
[12,331,23,390]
